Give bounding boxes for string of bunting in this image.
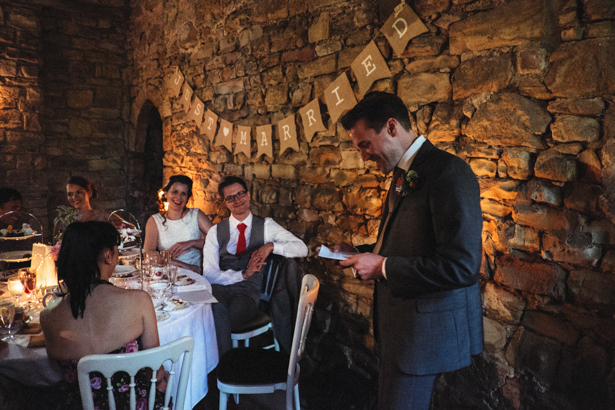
[165,3,427,161]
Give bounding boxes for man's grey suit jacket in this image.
[361,139,484,375]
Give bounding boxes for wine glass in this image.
[0,298,16,341]
[168,265,178,297]
[18,268,37,307]
[7,276,24,305]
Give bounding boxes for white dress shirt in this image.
[202,213,308,286]
[382,135,426,279]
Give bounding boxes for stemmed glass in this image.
[7,276,24,306]
[0,298,16,341]
[18,268,37,308]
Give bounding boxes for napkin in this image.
[175,284,208,293]
[28,334,46,348]
[18,322,41,335]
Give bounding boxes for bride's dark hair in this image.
[56,221,119,319]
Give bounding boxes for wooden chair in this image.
[217,274,320,410]
[77,336,194,410]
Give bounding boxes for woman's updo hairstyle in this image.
[162,175,193,200]
[67,176,98,199]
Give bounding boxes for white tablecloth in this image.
[0,268,219,410]
[158,268,218,410]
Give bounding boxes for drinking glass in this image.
[18,268,37,307]
[0,298,16,341]
[168,265,178,296]
[7,276,24,305]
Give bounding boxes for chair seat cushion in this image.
[217,348,290,385]
[231,311,271,334]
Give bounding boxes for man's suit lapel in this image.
[377,140,436,248]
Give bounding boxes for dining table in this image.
[0,267,219,410]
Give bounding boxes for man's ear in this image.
[387,118,397,137]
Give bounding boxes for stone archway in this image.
[127,100,163,229]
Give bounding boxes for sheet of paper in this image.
[318,245,356,260]
[178,289,218,304]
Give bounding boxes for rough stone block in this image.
[340,150,363,170]
[67,89,94,109]
[337,45,363,69]
[483,282,526,324]
[470,158,497,178]
[310,146,341,165]
[398,73,451,106]
[0,86,19,109]
[547,98,605,116]
[568,269,615,306]
[8,11,38,30]
[516,46,547,75]
[404,54,459,74]
[426,103,463,143]
[342,187,384,217]
[281,46,317,63]
[264,84,289,108]
[299,166,330,184]
[464,93,550,149]
[582,0,615,22]
[551,115,600,143]
[298,208,320,222]
[0,109,22,128]
[298,54,337,79]
[271,164,297,180]
[523,310,578,345]
[68,117,92,138]
[309,12,330,44]
[483,316,509,352]
[0,59,17,77]
[453,53,513,100]
[526,179,562,206]
[545,38,615,98]
[494,254,567,300]
[512,203,568,231]
[501,149,533,180]
[534,149,577,182]
[312,184,344,212]
[542,233,601,268]
[401,35,446,58]
[509,224,540,252]
[586,21,615,38]
[315,39,342,57]
[214,78,244,95]
[330,169,357,187]
[449,0,555,54]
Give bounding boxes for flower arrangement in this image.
[395,170,420,196]
[53,205,80,243]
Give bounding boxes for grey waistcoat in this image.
[217,216,265,288]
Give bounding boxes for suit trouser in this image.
[211,282,260,357]
[378,358,438,410]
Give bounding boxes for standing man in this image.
[337,92,483,409]
[203,175,308,356]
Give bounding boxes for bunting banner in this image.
[299,99,327,143]
[235,125,251,158]
[278,115,299,155]
[351,40,392,97]
[179,83,193,113]
[324,72,358,124]
[169,66,184,98]
[201,109,218,143]
[167,3,428,161]
[381,3,428,56]
[255,124,273,160]
[187,96,204,128]
[215,118,233,152]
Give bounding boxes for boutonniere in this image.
[395,170,420,196]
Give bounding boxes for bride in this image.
[143,175,213,274]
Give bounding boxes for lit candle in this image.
[7,277,24,295]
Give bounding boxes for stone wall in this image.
[128,0,615,408]
[0,1,130,240]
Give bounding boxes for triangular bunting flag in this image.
[186,96,204,128]
[351,40,392,96]
[299,99,326,143]
[169,66,184,98]
[255,124,273,160]
[180,83,193,113]
[234,125,251,158]
[200,109,218,143]
[215,119,233,152]
[381,3,428,56]
[324,72,358,124]
[278,115,299,155]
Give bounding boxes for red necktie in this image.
[236,223,247,256]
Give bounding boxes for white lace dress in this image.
[152,208,203,267]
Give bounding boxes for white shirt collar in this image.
[397,135,426,172]
[230,212,253,228]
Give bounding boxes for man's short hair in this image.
[0,188,22,207]
[340,91,412,133]
[218,175,248,198]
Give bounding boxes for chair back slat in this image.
[77,336,195,410]
[164,369,176,409]
[148,375,157,410]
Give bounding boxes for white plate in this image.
[174,276,196,286]
[0,251,33,262]
[113,265,136,277]
[162,298,191,312]
[156,312,170,322]
[118,249,140,259]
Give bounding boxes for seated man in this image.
[0,188,22,217]
[203,176,308,356]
